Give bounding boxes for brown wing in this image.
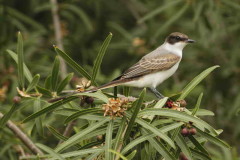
[120,53,181,79]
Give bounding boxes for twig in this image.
[50,0,67,79]
[58,120,77,144]
[0,112,43,155]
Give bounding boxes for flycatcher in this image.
[85,32,194,98]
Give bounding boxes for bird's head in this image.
[165,32,195,50]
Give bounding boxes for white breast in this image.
[124,61,180,88]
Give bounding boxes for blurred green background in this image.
[0,0,240,158]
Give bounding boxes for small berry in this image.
[13,96,21,104]
[179,152,188,160]
[85,97,94,104]
[181,128,189,137]
[177,100,187,107]
[189,128,197,135]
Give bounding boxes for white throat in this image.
[161,42,187,57]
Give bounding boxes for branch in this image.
[0,112,43,155]
[50,0,67,78]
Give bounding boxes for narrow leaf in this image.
[190,148,211,160]
[51,56,60,91]
[34,98,44,137]
[44,75,52,90]
[17,32,25,89]
[55,118,110,152]
[188,135,209,155]
[7,50,33,82]
[113,117,127,151]
[175,134,193,160]
[0,104,18,128]
[57,73,74,94]
[36,86,52,97]
[197,129,230,148]
[26,74,40,92]
[124,88,146,141]
[178,65,219,100]
[64,108,102,124]
[131,114,176,149]
[22,96,78,123]
[109,149,127,160]
[54,47,93,83]
[105,120,114,160]
[121,123,183,155]
[139,108,218,135]
[192,93,203,116]
[92,33,112,84]
[36,143,64,160]
[47,125,81,149]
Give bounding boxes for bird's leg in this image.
[149,87,164,99]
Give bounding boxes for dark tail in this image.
[83,79,126,93]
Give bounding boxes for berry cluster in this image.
[181,122,197,137]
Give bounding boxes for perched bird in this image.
[86,32,194,98]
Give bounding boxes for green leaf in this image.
[44,75,52,90]
[143,128,176,160]
[175,134,193,160]
[20,148,103,160]
[6,50,33,82]
[55,118,110,152]
[138,0,182,23]
[178,65,219,100]
[109,149,127,160]
[142,97,168,120]
[34,98,44,137]
[121,122,182,155]
[113,117,127,152]
[190,148,211,160]
[197,129,230,148]
[36,86,52,97]
[188,135,209,155]
[125,150,137,160]
[57,73,74,94]
[54,47,93,83]
[129,114,176,149]
[0,104,18,128]
[47,125,81,149]
[47,125,68,141]
[51,56,60,91]
[36,143,64,160]
[105,120,114,160]
[64,108,102,124]
[22,96,78,123]
[192,93,203,116]
[26,74,40,92]
[124,88,146,142]
[138,109,218,135]
[17,32,25,89]
[92,33,112,84]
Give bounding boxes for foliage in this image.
[0,0,240,159]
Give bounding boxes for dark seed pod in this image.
[13,96,21,104]
[189,128,197,135]
[181,128,189,137]
[177,99,187,107]
[85,97,94,104]
[179,152,188,160]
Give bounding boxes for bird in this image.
[84,32,194,98]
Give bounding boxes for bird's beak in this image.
[187,39,195,43]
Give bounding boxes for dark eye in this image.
[176,36,180,40]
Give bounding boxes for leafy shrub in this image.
[0,32,231,160]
